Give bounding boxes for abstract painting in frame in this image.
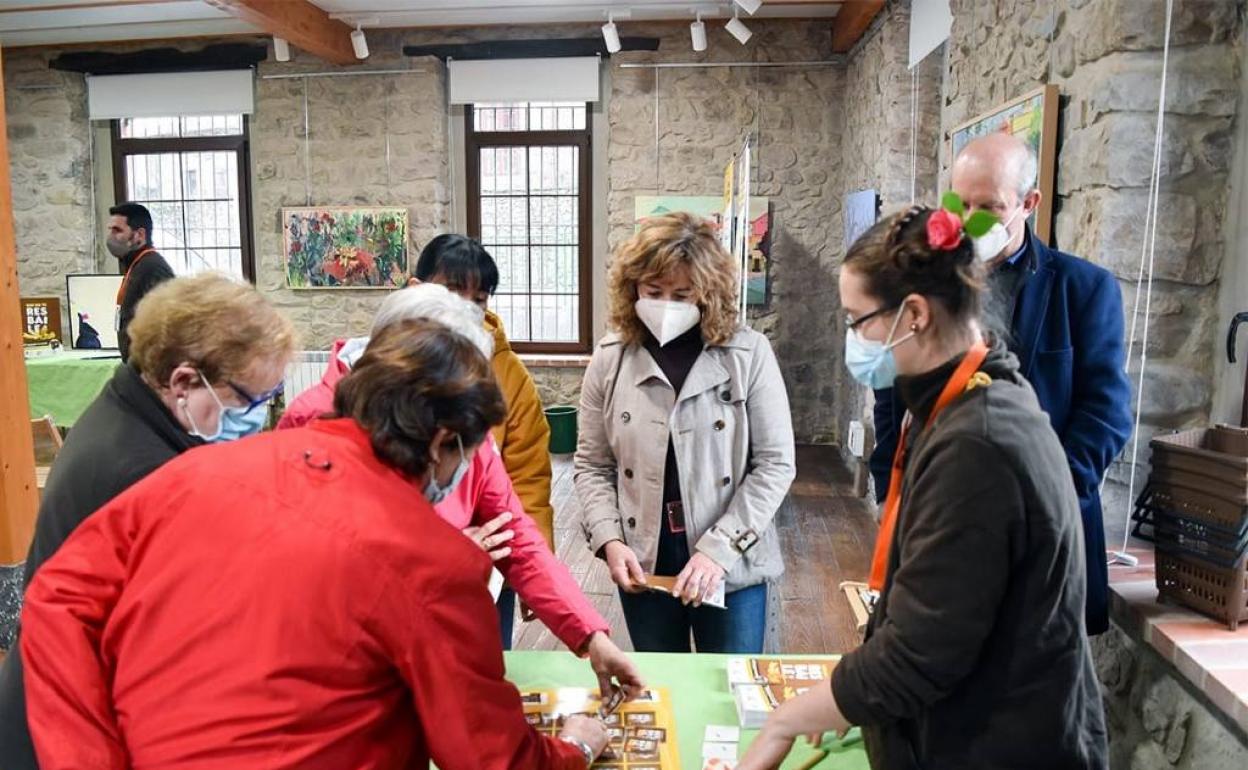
[949,84,1058,244]
[283,207,409,289]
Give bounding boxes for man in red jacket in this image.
[20,319,610,770]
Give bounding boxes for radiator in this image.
[283,350,331,403]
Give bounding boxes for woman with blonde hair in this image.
[0,273,295,769]
[21,319,609,769]
[576,212,795,653]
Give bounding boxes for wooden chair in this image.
[31,415,62,498]
[31,415,62,466]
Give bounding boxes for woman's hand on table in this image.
[584,632,646,703]
[463,512,515,562]
[603,540,647,593]
[558,714,609,764]
[672,552,725,606]
[737,685,851,770]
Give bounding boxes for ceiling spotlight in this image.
[734,0,763,14]
[350,25,369,60]
[602,13,622,54]
[726,11,752,44]
[691,13,707,52]
[273,36,290,62]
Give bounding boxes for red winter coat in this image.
[20,419,587,770]
[278,340,607,651]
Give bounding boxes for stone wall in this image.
[608,22,845,443]
[838,1,944,477]
[5,22,848,442]
[1093,622,1248,769]
[529,364,587,410]
[251,32,450,348]
[941,0,1243,541]
[3,50,97,336]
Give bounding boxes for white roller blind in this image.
[87,70,254,120]
[909,0,953,68]
[448,57,600,105]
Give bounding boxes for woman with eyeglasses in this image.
[0,273,295,770]
[737,205,1106,770]
[19,318,609,770]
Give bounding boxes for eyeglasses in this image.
[846,304,897,331]
[227,381,284,415]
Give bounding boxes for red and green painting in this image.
[283,207,409,289]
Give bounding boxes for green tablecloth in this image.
[25,351,120,427]
[503,651,868,770]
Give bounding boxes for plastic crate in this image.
[1155,548,1248,631]
[1147,483,1248,539]
[1150,425,1248,494]
[1132,502,1248,569]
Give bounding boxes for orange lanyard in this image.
[116,248,156,304]
[868,340,991,591]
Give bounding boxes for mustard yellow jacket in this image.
[485,311,555,549]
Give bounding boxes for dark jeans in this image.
[621,505,768,653]
[619,581,767,653]
[497,587,516,651]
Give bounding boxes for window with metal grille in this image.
[112,115,254,282]
[466,102,592,354]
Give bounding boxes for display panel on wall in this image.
[20,297,62,347]
[66,274,123,350]
[845,189,880,251]
[634,196,772,306]
[949,84,1058,244]
[282,207,409,289]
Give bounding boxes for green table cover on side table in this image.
[25,351,121,427]
[503,651,868,770]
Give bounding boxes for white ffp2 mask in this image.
[635,298,701,346]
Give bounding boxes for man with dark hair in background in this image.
[107,202,173,361]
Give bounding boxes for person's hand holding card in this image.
[672,552,726,607]
[603,540,648,593]
[558,714,609,764]
[584,632,646,706]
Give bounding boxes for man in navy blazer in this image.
[869,133,1133,635]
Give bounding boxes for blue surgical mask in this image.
[425,433,470,504]
[182,372,271,443]
[844,308,915,390]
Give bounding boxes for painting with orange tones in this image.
[283,207,409,289]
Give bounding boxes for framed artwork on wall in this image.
[20,297,62,346]
[66,274,123,350]
[282,207,409,289]
[949,84,1059,244]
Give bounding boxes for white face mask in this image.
[635,298,701,346]
[973,206,1025,263]
[425,433,470,505]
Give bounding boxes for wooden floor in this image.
[513,445,878,654]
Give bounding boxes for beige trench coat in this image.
[574,327,796,591]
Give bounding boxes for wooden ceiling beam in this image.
[203,0,356,65]
[831,0,884,53]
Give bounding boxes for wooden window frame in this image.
[111,116,256,283]
[464,104,593,355]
